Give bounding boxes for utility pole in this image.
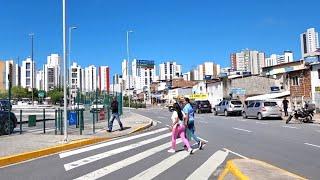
[126,30,133,110]
[29,33,34,105]
[62,0,68,142]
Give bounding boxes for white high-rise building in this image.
[159,61,182,81]
[36,70,44,90]
[21,57,36,90]
[15,64,21,86]
[132,59,156,92]
[43,54,61,91]
[98,66,110,92]
[70,62,82,98]
[183,72,191,81]
[231,50,265,75]
[85,65,97,92]
[81,69,86,92]
[265,51,294,67]
[191,62,220,80]
[300,28,319,58]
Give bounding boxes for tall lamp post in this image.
[29,33,34,105]
[68,26,77,105]
[62,0,68,142]
[126,30,133,109]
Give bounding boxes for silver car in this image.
[214,100,243,116]
[242,100,282,120]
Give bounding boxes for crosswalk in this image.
[58,127,231,180]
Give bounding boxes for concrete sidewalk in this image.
[218,159,306,180]
[0,112,154,167]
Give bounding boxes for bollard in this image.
[55,109,57,135]
[20,109,22,134]
[43,109,46,134]
[92,111,95,134]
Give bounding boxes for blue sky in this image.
[0,0,319,76]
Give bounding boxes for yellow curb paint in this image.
[129,121,153,134]
[227,160,250,180]
[0,137,110,168]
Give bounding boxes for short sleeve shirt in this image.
[183,103,194,121]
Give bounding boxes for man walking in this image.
[183,97,205,150]
[108,97,124,132]
[282,97,289,117]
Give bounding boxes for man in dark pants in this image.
[282,97,289,116]
[107,97,124,132]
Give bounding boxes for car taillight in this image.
[262,107,267,111]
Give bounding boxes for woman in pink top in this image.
[168,103,193,154]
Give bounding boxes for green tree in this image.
[11,86,28,100]
[47,88,63,104]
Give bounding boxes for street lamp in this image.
[126,30,133,109]
[68,26,77,105]
[29,33,34,106]
[62,0,68,142]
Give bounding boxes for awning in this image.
[246,91,290,101]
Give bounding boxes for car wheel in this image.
[257,113,263,120]
[3,118,14,135]
[214,109,218,116]
[242,112,247,119]
[224,110,228,117]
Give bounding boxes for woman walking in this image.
[168,103,193,154]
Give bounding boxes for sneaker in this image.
[167,149,175,153]
[199,141,206,150]
[107,130,112,132]
[183,145,187,150]
[188,148,194,155]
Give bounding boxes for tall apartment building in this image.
[159,61,182,81]
[300,28,319,58]
[85,65,97,92]
[70,62,83,98]
[5,60,16,90]
[43,54,61,91]
[132,59,156,92]
[98,66,110,93]
[265,51,293,67]
[21,57,36,90]
[36,70,44,90]
[197,62,220,80]
[230,50,265,75]
[15,64,21,86]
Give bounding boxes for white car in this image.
[90,101,104,112]
[70,103,85,110]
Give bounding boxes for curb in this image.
[0,116,154,168]
[218,159,307,180]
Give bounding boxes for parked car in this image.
[192,100,212,113]
[214,99,243,116]
[90,100,104,112]
[70,103,85,110]
[0,99,12,111]
[0,110,17,135]
[242,100,282,120]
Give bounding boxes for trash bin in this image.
[28,115,36,127]
[69,111,77,126]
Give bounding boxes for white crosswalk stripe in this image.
[59,127,168,158]
[58,128,230,180]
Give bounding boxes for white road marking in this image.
[223,148,249,159]
[74,140,182,180]
[198,137,209,143]
[130,146,198,180]
[199,120,208,124]
[256,122,268,125]
[304,143,320,149]
[186,150,229,180]
[64,133,171,171]
[158,116,167,119]
[232,127,252,133]
[59,127,168,158]
[237,119,247,122]
[282,125,300,129]
[155,120,162,124]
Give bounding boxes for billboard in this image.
[136,60,155,69]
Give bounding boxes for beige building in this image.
[0,61,5,90]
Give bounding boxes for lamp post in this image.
[126,30,133,109]
[68,26,77,105]
[29,33,34,105]
[62,0,68,142]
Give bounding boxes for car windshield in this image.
[264,102,277,106]
[0,100,10,105]
[231,101,242,105]
[199,101,210,104]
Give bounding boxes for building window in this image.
[318,69,320,79]
[26,63,30,69]
[291,76,299,86]
[145,78,148,85]
[26,71,30,78]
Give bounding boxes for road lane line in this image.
[155,120,162,124]
[59,127,168,158]
[223,148,249,159]
[64,133,171,171]
[74,140,182,180]
[232,127,252,133]
[256,122,268,125]
[130,146,198,180]
[186,150,228,180]
[304,143,320,149]
[199,120,208,124]
[236,119,247,122]
[282,125,300,129]
[198,137,209,143]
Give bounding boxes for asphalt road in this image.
[1,107,320,179]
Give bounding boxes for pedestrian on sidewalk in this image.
[183,97,206,150]
[282,97,289,117]
[168,103,193,154]
[107,97,124,132]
